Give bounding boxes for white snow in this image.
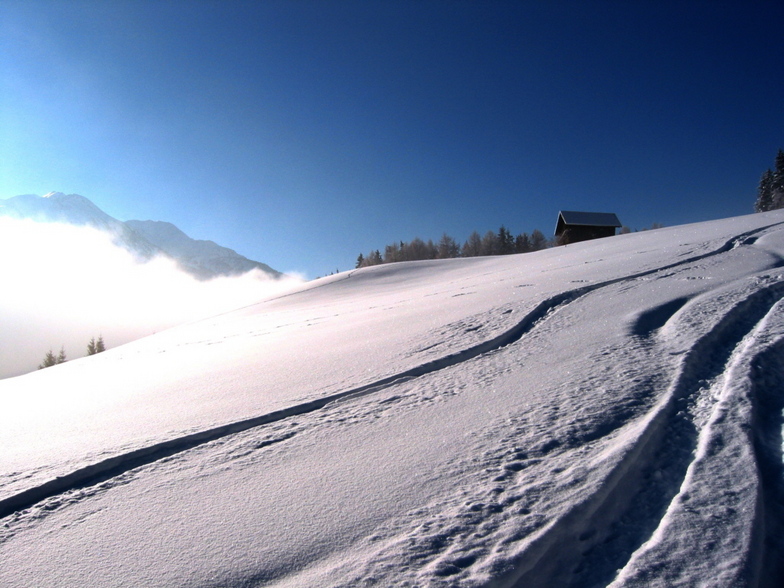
[1,211,783,587]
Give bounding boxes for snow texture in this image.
[1,211,783,587]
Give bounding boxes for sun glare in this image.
[0,218,302,378]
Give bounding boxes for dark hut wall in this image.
[558,225,617,244]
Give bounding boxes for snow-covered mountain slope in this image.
[0,192,281,279]
[1,211,783,587]
[126,219,282,279]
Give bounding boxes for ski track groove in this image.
[749,336,784,586]
[493,278,784,588]
[612,283,784,588]
[606,296,784,588]
[0,224,781,522]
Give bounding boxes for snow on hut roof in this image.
[557,211,622,228]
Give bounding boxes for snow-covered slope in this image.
[126,219,282,279]
[1,211,783,587]
[0,193,281,279]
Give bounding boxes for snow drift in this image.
[1,211,783,587]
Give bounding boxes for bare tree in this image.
[462,231,482,257]
[437,233,460,259]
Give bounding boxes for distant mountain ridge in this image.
[125,219,281,279]
[0,192,282,280]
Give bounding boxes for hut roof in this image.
[555,211,622,235]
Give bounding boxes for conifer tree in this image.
[38,350,57,369]
[57,347,66,364]
[755,150,784,212]
[515,232,531,253]
[755,169,774,212]
[773,149,784,210]
[775,149,784,188]
[529,229,547,251]
[87,336,106,355]
[498,226,514,254]
[367,250,382,265]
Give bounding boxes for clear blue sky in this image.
[2,0,783,277]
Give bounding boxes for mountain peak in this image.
[1,192,282,280]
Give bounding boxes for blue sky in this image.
[2,0,783,278]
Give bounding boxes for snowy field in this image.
[1,210,784,587]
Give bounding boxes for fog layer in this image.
[0,218,302,378]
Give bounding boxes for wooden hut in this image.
[554,211,622,245]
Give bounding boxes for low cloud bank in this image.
[0,218,304,378]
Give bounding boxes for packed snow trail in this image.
[1,211,784,587]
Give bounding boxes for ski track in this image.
[2,222,783,582]
[489,273,784,587]
[601,298,784,588]
[750,336,784,585]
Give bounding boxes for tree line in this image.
[755,149,784,212]
[38,336,106,369]
[356,226,550,268]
